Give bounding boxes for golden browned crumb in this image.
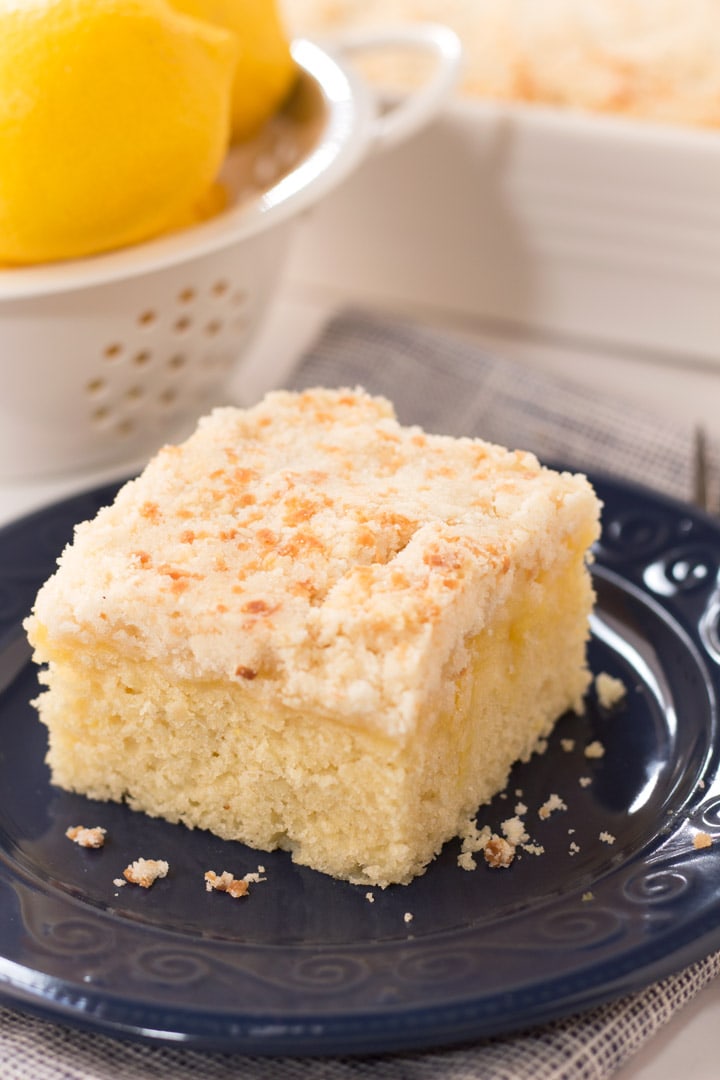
[693,831,713,850]
[204,870,250,898]
[65,825,106,849]
[585,741,605,759]
[123,858,169,888]
[484,834,516,868]
[595,672,627,709]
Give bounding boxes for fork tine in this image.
[694,425,709,512]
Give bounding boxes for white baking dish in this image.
[287,95,720,367]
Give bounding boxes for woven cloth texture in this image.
[2,307,719,1080]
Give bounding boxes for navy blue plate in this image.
[0,472,719,1055]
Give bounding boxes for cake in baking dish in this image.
[284,0,720,130]
[25,387,601,887]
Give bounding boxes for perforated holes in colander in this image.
[85,280,252,439]
[86,315,157,438]
[194,278,250,381]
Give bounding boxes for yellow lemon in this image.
[170,0,297,142]
[0,0,236,265]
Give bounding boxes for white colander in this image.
[0,26,460,481]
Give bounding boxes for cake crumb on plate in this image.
[501,815,529,845]
[123,858,169,888]
[521,843,545,856]
[585,740,605,759]
[538,793,567,820]
[693,831,712,850]
[65,825,106,849]
[595,672,626,709]
[204,870,250,898]
[241,870,267,884]
[484,834,515,869]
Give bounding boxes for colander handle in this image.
[328,23,463,153]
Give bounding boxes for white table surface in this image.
[2,283,719,1078]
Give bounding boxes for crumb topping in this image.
[123,858,169,888]
[28,388,600,739]
[65,825,106,849]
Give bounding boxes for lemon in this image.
[170,0,297,141]
[0,0,236,265]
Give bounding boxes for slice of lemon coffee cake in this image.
[26,387,601,886]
